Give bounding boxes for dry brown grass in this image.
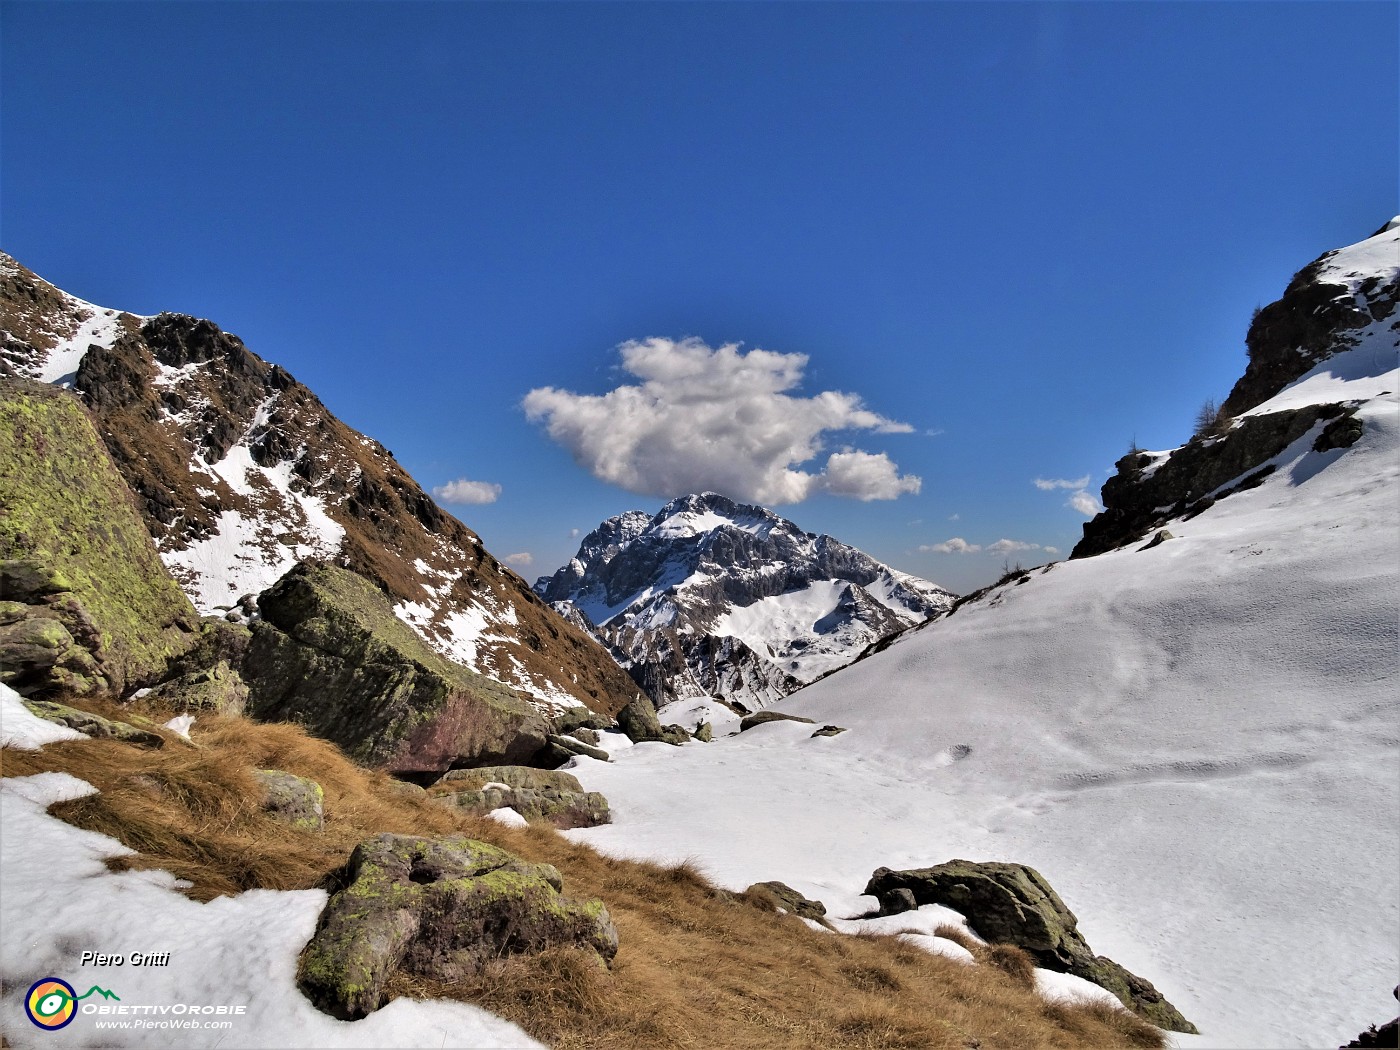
[4,696,1167,1049]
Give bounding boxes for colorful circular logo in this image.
[26,977,77,1030]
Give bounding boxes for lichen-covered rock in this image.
[0,380,200,694]
[745,880,834,930]
[146,661,249,715]
[299,833,617,1019]
[865,860,1196,1033]
[740,710,816,732]
[242,561,549,775]
[20,698,165,748]
[255,769,324,831]
[430,765,610,829]
[694,721,713,742]
[0,609,107,695]
[554,706,617,737]
[540,732,612,765]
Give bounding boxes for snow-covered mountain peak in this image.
[536,494,955,709]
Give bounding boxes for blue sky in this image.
[3,2,1395,593]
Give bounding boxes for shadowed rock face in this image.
[0,253,641,719]
[1074,220,1398,560]
[299,833,617,1020]
[537,492,955,709]
[243,561,549,775]
[866,860,1196,1034]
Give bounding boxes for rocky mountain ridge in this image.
[536,492,955,709]
[1074,218,1399,559]
[0,252,640,718]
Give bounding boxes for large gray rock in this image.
[616,693,689,745]
[745,881,834,931]
[865,860,1196,1033]
[429,766,610,829]
[242,561,549,775]
[146,660,249,715]
[299,834,617,1019]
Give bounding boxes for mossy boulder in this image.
[299,833,618,1019]
[20,698,165,748]
[0,380,199,694]
[539,732,613,765]
[429,765,610,829]
[146,660,249,715]
[254,769,324,831]
[242,561,549,775]
[694,721,713,742]
[745,880,834,930]
[865,860,1196,1033]
[740,709,816,732]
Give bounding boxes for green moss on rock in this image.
[299,833,617,1020]
[21,698,165,747]
[0,380,199,693]
[242,560,549,775]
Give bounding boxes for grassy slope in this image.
[1,696,1163,1050]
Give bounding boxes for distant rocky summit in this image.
[0,252,641,719]
[1075,219,1399,558]
[536,492,955,709]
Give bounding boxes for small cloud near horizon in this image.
[523,337,920,504]
[1033,475,1090,491]
[503,552,533,567]
[433,478,502,505]
[921,536,1056,556]
[569,528,580,539]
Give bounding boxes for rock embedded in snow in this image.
[430,766,610,829]
[865,860,1196,1033]
[299,833,617,1020]
[739,709,816,732]
[615,692,689,745]
[20,697,166,748]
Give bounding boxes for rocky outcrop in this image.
[0,379,199,695]
[539,733,612,765]
[255,769,325,831]
[865,860,1196,1033]
[20,698,165,748]
[1075,220,1398,560]
[0,253,641,719]
[299,833,617,1019]
[537,493,954,709]
[242,561,549,775]
[1074,402,1350,558]
[429,766,610,829]
[1224,219,1399,417]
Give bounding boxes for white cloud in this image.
[948,513,960,521]
[986,538,1039,554]
[921,537,981,554]
[822,450,921,501]
[503,552,533,567]
[1068,490,1103,516]
[432,478,502,505]
[925,428,946,437]
[569,528,580,539]
[921,536,1053,555]
[1033,475,1091,491]
[522,337,919,504]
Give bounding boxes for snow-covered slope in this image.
[536,492,955,709]
[0,253,641,717]
[558,221,1400,1048]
